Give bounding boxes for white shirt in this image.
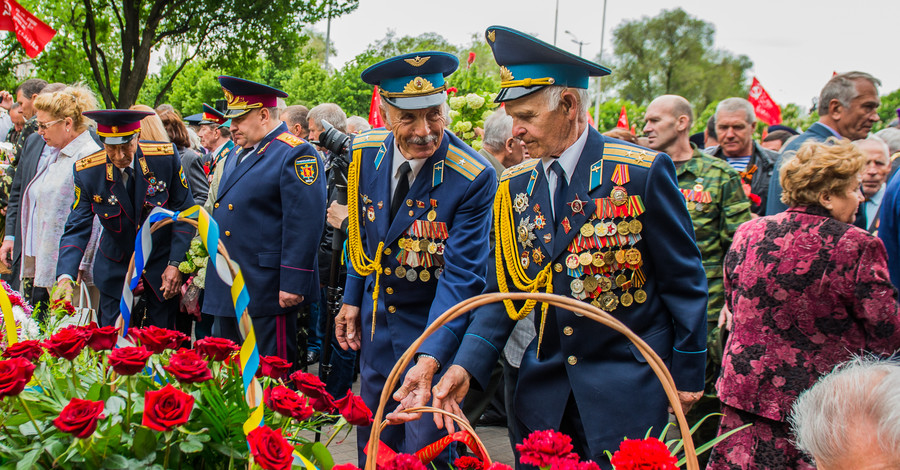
[866,184,885,226]
[541,125,589,219]
[390,139,427,201]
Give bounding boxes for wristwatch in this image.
[168,260,181,267]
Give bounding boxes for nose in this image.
[412,116,431,136]
[642,122,651,134]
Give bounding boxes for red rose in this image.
[264,385,314,420]
[129,325,187,354]
[163,349,212,383]
[467,51,476,65]
[334,390,373,426]
[257,355,291,380]
[52,398,105,438]
[0,357,36,398]
[609,437,677,470]
[86,323,119,351]
[142,383,195,431]
[290,371,336,412]
[516,430,577,468]
[247,425,295,470]
[42,326,89,360]
[51,299,75,316]
[195,337,239,361]
[108,346,153,375]
[3,340,43,362]
[453,456,485,470]
[384,454,426,470]
[332,465,361,470]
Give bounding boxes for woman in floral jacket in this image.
[707,139,900,470]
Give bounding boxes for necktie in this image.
[124,167,135,203]
[235,147,253,166]
[549,160,568,224]
[854,199,869,229]
[391,161,412,221]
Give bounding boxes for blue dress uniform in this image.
[57,110,195,328]
[200,103,234,176]
[452,27,708,468]
[345,52,496,466]
[201,77,326,368]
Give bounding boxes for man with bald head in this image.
[643,95,751,447]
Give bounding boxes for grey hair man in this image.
[307,103,347,149]
[790,356,900,470]
[708,97,777,215]
[480,106,527,174]
[853,137,891,232]
[767,71,882,214]
[282,105,310,139]
[346,115,371,134]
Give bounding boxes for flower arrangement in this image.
[0,322,373,469]
[178,238,210,316]
[0,280,38,349]
[448,91,498,151]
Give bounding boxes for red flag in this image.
[0,0,56,58]
[368,86,384,128]
[616,105,628,129]
[748,77,782,125]
[586,111,595,128]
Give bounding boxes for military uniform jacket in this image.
[454,129,708,457]
[202,122,326,318]
[344,129,496,377]
[57,141,196,299]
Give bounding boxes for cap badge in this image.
[404,56,430,67]
[404,77,435,94]
[499,66,514,82]
[487,30,496,42]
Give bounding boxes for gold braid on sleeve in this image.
[346,150,385,340]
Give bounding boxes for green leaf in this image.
[106,396,126,414]
[210,442,244,459]
[86,381,103,401]
[308,442,335,470]
[15,448,40,470]
[133,426,158,460]
[179,439,204,454]
[101,455,129,469]
[675,423,752,467]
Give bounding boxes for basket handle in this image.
[376,406,492,466]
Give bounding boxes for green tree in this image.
[875,87,900,132]
[590,98,646,134]
[606,8,752,111]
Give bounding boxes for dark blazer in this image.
[56,141,195,300]
[766,122,837,215]
[178,146,209,205]
[4,132,45,288]
[454,130,708,461]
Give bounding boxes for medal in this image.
[634,289,648,303]
[610,186,628,206]
[570,278,584,294]
[436,267,443,279]
[601,292,619,311]
[427,210,437,221]
[693,183,704,192]
[395,266,407,278]
[534,214,546,230]
[617,221,630,235]
[598,276,613,292]
[606,221,617,236]
[92,195,102,203]
[532,248,545,265]
[419,239,430,252]
[615,274,628,287]
[687,201,696,210]
[436,243,445,255]
[406,268,418,282]
[629,219,642,234]
[108,195,118,205]
[565,253,580,270]
[419,269,431,282]
[695,203,705,211]
[417,200,426,208]
[595,222,608,237]
[579,252,593,266]
[367,206,376,221]
[513,193,529,213]
[377,201,384,209]
[427,242,438,254]
[521,253,530,269]
[620,292,634,307]
[583,275,598,293]
[591,299,602,309]
[554,263,564,273]
[561,217,571,234]
[603,251,616,266]
[592,252,605,267]
[517,216,537,248]
[567,196,586,216]
[615,250,627,265]
[580,223,595,237]
[625,248,642,265]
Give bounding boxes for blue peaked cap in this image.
[361,51,458,110]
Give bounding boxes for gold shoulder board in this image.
[276,132,304,147]
[351,129,391,150]
[139,142,175,156]
[75,151,107,171]
[500,158,539,182]
[602,142,656,168]
[445,145,485,182]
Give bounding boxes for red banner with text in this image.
[748,77,782,125]
[0,0,55,58]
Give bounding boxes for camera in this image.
[313,120,352,160]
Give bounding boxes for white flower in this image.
[448,110,461,121]
[465,93,485,110]
[448,96,466,111]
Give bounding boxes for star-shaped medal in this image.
[517,216,537,248]
[567,196,586,216]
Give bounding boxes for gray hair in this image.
[854,136,891,163]
[265,106,280,121]
[282,105,309,128]
[543,86,590,116]
[309,103,347,134]
[790,356,900,468]
[15,78,47,98]
[817,71,881,115]
[875,127,900,155]
[715,97,756,126]
[483,107,513,151]
[346,115,371,133]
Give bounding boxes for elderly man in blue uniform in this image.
[425,27,708,469]
[56,109,195,328]
[201,77,326,370]
[333,52,496,466]
[197,103,234,183]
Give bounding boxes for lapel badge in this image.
[416,200,426,209]
[147,172,158,185]
[362,194,371,204]
[567,195,586,216]
[377,201,384,209]
[532,247,545,265]
[534,213,546,230]
[108,195,118,205]
[517,215,536,248]
[561,217,571,234]
[513,193,529,213]
[92,195,103,203]
[521,252,530,269]
[543,233,552,244]
[610,186,628,206]
[533,203,541,212]
[367,206,376,221]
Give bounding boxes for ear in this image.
[505,137,516,151]
[827,98,843,120]
[676,115,690,133]
[560,91,579,119]
[818,191,833,210]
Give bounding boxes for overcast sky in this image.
[317,0,899,111]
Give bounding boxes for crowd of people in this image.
[0,24,898,470]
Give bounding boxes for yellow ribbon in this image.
[1,285,17,346]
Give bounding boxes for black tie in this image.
[549,160,568,224]
[124,167,135,203]
[391,161,412,221]
[235,147,253,166]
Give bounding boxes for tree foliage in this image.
[606,8,752,112]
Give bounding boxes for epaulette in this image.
[275,132,304,148]
[351,129,391,150]
[139,141,175,156]
[75,150,107,171]
[602,142,656,168]
[445,145,485,181]
[500,158,540,182]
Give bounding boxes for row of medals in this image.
[394,211,445,283]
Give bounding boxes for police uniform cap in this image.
[766,124,799,135]
[361,51,458,110]
[200,103,231,128]
[82,109,154,145]
[218,75,288,119]
[485,25,610,102]
[183,113,204,125]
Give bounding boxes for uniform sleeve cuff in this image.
[671,348,706,392]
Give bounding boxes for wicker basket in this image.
[365,292,699,470]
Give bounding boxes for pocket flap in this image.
[257,252,281,268]
[627,327,673,363]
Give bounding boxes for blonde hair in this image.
[32,84,98,133]
[129,104,170,142]
[780,138,866,207]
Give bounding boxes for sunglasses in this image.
[37,118,63,131]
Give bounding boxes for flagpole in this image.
[593,0,607,129]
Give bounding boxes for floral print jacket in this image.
[717,206,900,421]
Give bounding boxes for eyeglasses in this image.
[37,118,63,131]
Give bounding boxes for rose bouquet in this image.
[0,323,372,469]
[448,91,498,151]
[178,238,210,316]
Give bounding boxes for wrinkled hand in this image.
[326,201,348,230]
[54,278,75,302]
[335,304,361,351]
[0,240,12,268]
[431,365,471,432]
[717,304,733,331]
[386,356,440,424]
[279,291,303,308]
[160,265,182,299]
[669,390,703,415]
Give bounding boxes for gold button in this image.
[384,248,392,256]
[388,306,397,313]
[406,199,413,207]
[386,287,394,294]
[228,204,233,210]
[214,203,220,208]
[567,355,577,365]
[103,213,108,217]
[225,231,231,236]
[563,326,573,336]
[384,267,392,276]
[408,210,414,217]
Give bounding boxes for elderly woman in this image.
[707,139,900,469]
[19,85,102,307]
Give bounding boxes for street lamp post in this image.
[564,30,589,57]
[594,0,608,129]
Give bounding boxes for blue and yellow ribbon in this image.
[1,283,17,346]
